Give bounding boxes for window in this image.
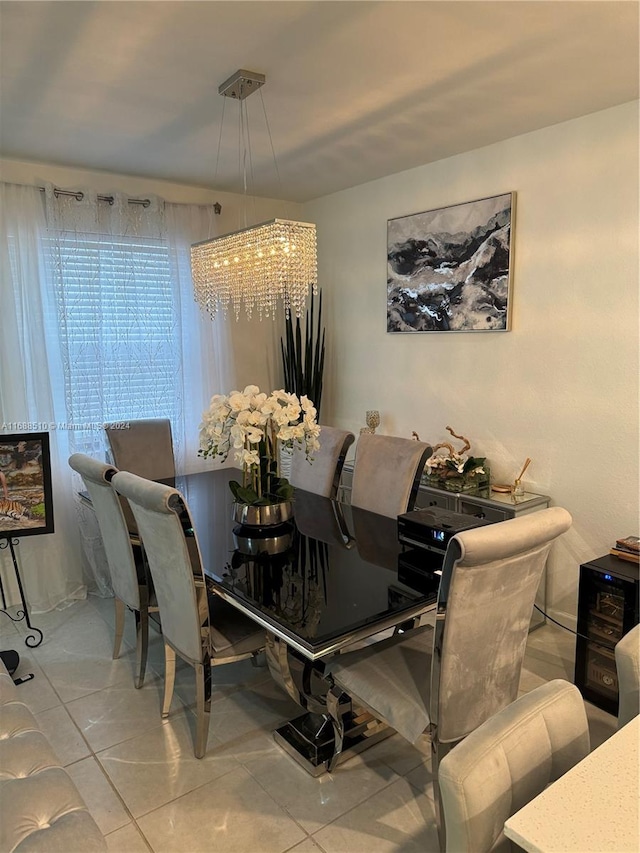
[47,230,183,455]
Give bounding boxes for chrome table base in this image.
[266,632,392,776]
[274,710,392,776]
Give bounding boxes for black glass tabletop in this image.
[176,468,442,659]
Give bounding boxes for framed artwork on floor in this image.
[387,191,515,333]
[0,432,54,538]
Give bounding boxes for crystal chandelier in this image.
[191,70,317,321]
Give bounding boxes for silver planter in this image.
[232,500,294,527]
[233,524,294,556]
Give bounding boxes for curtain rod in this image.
[30,183,222,214]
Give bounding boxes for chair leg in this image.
[194,657,212,759]
[326,685,348,772]
[162,643,176,718]
[134,605,149,689]
[113,596,125,660]
[432,737,453,853]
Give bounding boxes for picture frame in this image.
[0,432,54,538]
[387,191,515,333]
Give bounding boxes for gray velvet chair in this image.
[112,471,266,759]
[293,489,352,547]
[350,433,432,517]
[105,418,176,481]
[289,425,355,499]
[439,679,590,853]
[68,453,156,688]
[615,623,640,728]
[105,418,176,534]
[324,506,572,845]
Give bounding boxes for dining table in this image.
[175,467,442,775]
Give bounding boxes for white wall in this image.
[304,101,639,624]
[3,102,638,622]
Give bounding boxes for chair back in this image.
[439,679,590,853]
[105,419,176,482]
[112,471,204,666]
[68,453,140,610]
[350,433,432,518]
[615,623,640,729]
[289,425,354,499]
[293,490,352,547]
[432,506,572,744]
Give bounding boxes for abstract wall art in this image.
[387,192,515,333]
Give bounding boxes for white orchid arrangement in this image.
[425,451,486,479]
[199,385,320,506]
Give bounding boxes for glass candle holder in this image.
[365,410,380,433]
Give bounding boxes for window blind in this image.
[47,231,181,454]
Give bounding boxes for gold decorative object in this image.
[492,457,532,495]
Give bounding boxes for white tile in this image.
[243,735,399,833]
[404,758,435,799]
[7,655,62,713]
[34,704,90,765]
[205,676,302,745]
[66,756,131,836]
[27,598,103,641]
[65,674,178,752]
[30,607,137,702]
[98,709,240,818]
[105,822,152,853]
[365,732,431,778]
[0,608,21,642]
[312,776,439,853]
[137,766,306,853]
[289,839,327,853]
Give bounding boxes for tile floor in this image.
[2,597,616,853]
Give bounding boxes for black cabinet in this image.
[574,555,639,715]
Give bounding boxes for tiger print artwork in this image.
[0,499,30,521]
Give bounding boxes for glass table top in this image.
[176,469,441,659]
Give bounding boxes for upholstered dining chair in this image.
[350,433,432,517]
[289,425,355,499]
[68,453,156,688]
[293,489,353,548]
[324,507,572,845]
[105,418,176,534]
[112,471,266,759]
[105,418,176,482]
[615,623,640,728]
[438,679,590,853]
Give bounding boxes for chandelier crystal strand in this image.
[191,219,317,320]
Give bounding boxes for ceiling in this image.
[1,1,638,203]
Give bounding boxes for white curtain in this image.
[1,181,231,610]
[1,183,86,611]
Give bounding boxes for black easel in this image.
[0,537,43,648]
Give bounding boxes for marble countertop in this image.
[505,715,639,852]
